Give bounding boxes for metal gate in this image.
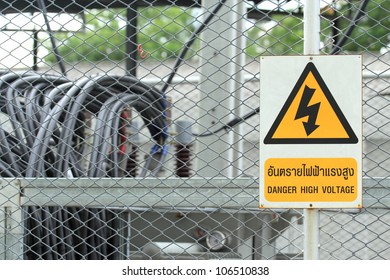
[0,0,389,260]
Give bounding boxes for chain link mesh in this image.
[0,0,389,260]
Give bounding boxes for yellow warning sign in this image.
[264,62,358,144]
[264,158,358,203]
[260,56,362,208]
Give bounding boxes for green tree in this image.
[137,6,195,59]
[45,1,390,63]
[44,7,195,63]
[246,15,304,57]
[245,0,390,57]
[44,9,127,63]
[334,0,390,52]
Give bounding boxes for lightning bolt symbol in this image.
[295,85,321,136]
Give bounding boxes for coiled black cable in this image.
[0,71,168,259]
[1,73,169,178]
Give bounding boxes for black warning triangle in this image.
[264,62,358,144]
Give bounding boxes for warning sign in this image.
[264,158,358,202]
[264,62,358,144]
[259,56,362,209]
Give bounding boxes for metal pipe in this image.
[126,3,138,76]
[303,0,321,261]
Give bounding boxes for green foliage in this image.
[45,9,127,63]
[44,2,390,63]
[246,15,304,57]
[245,0,390,56]
[44,7,195,63]
[137,6,195,59]
[335,0,390,52]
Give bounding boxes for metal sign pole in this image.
[303,0,321,260]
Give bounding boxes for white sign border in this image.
[259,55,363,209]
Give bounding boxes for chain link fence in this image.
[0,0,389,260]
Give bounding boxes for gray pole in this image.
[195,0,245,177]
[303,0,321,260]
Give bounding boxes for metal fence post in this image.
[0,208,5,259]
[303,0,321,260]
[0,179,23,260]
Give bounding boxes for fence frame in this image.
[0,0,389,260]
[1,177,390,259]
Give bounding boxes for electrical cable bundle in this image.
[0,71,168,259]
[0,71,168,178]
